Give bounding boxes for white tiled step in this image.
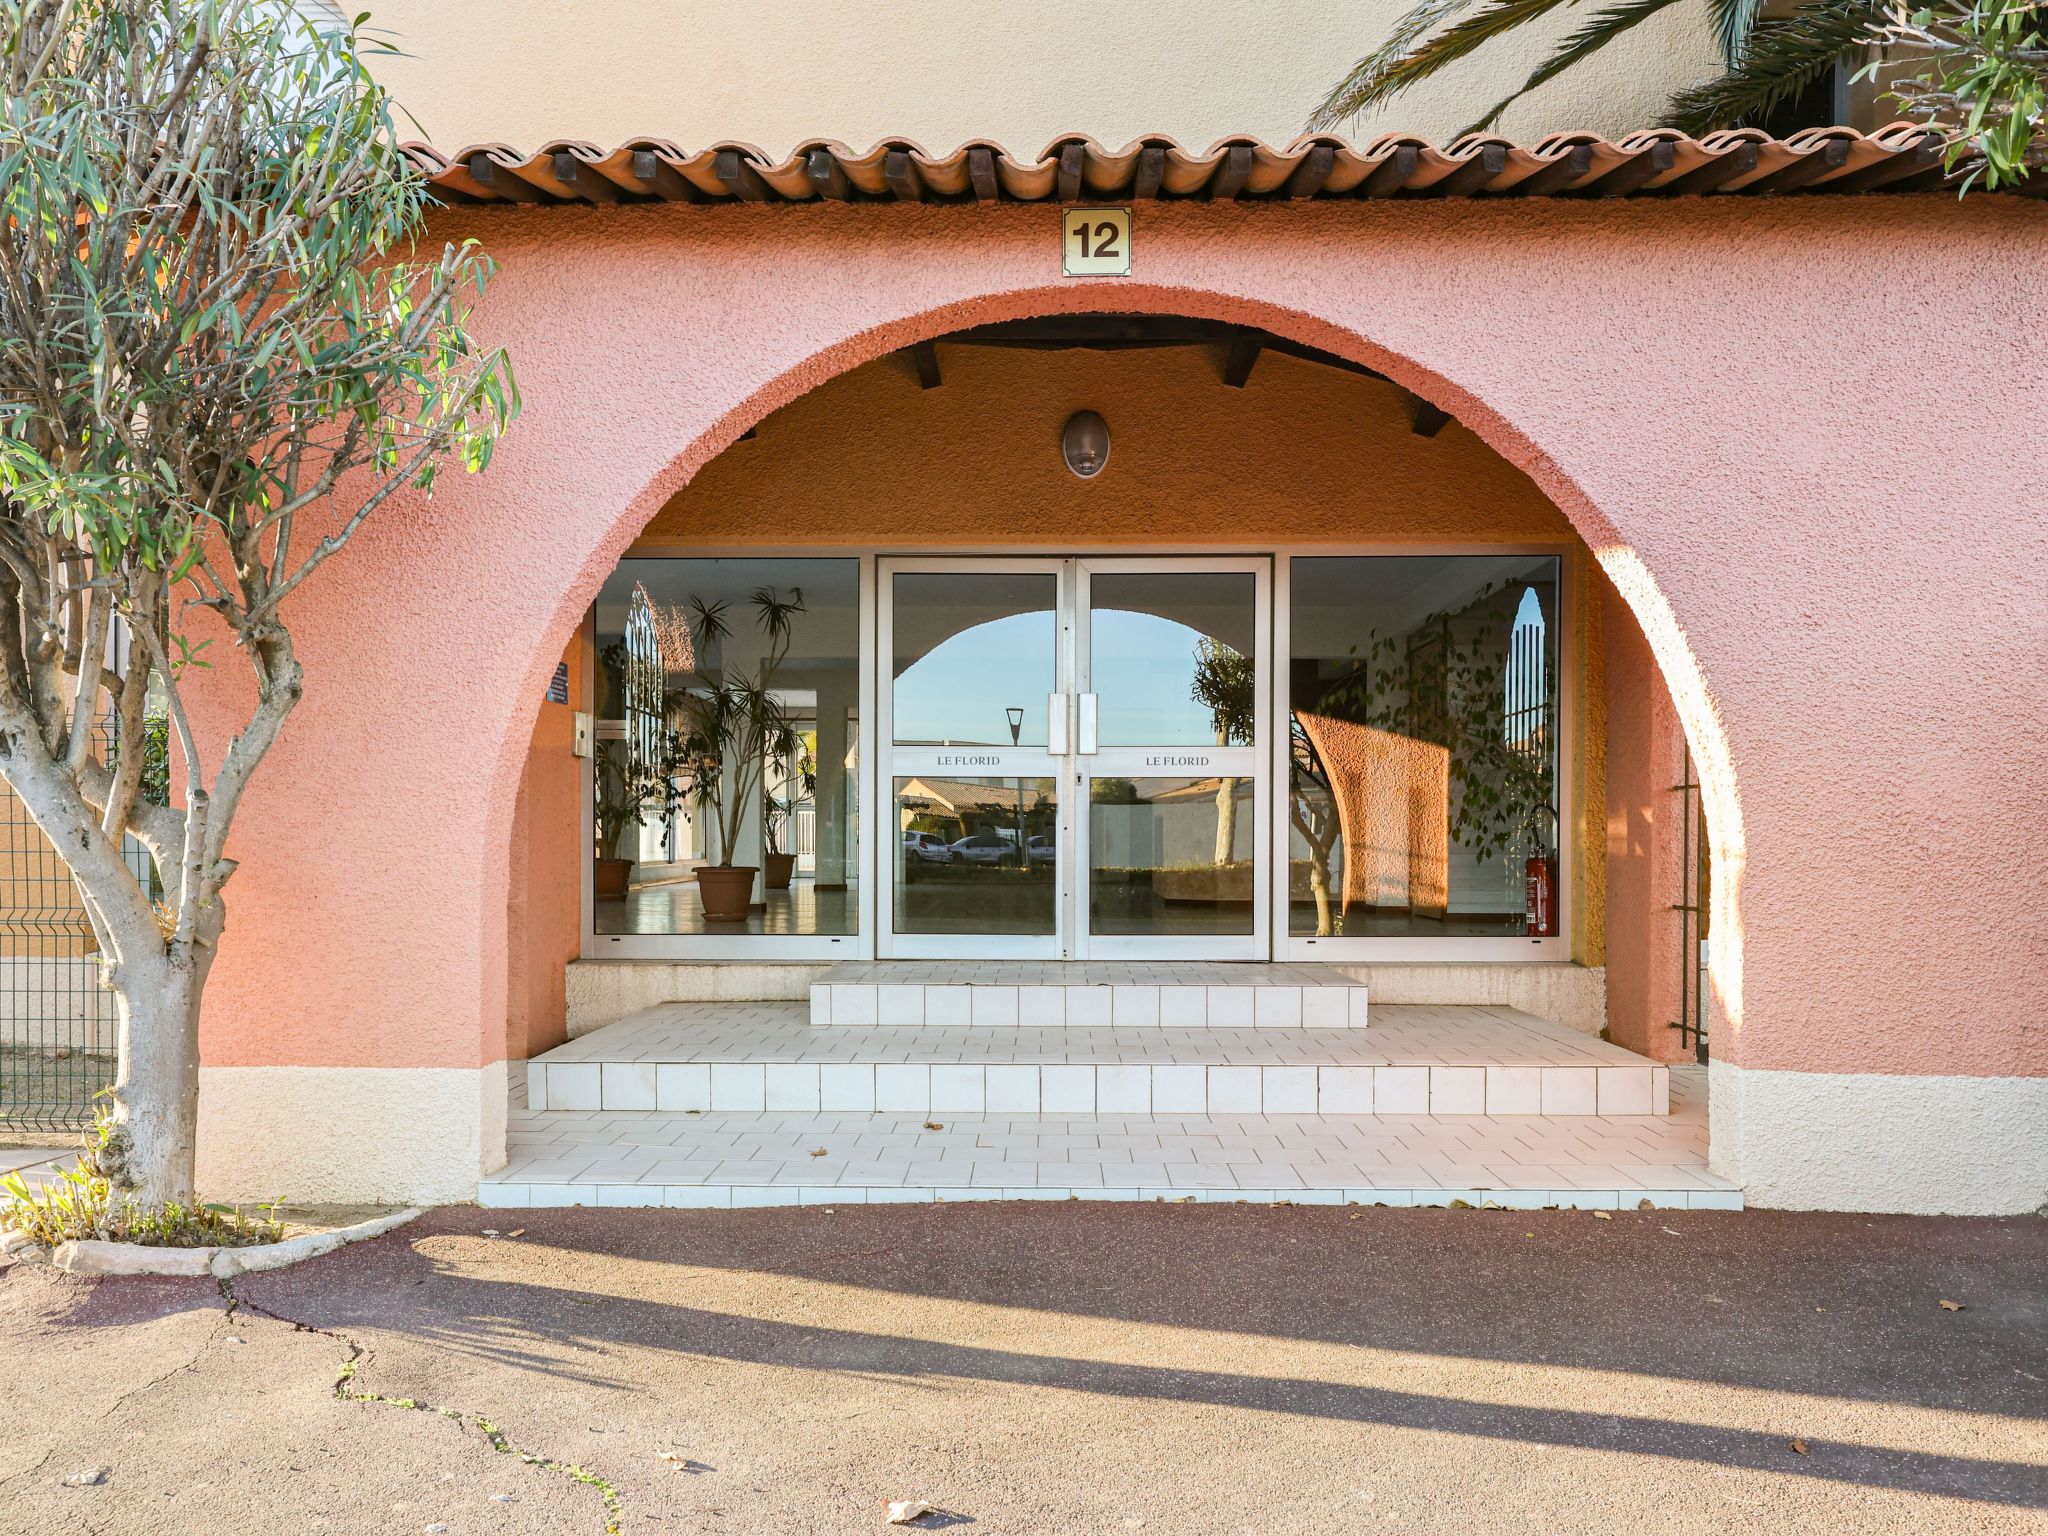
[483,1084,1736,1211]
[528,1004,1669,1117]
[813,960,1367,1030]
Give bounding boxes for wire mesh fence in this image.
[0,720,148,1132]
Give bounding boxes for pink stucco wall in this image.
[189,194,2048,1085]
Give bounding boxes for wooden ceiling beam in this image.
[967,147,1001,201]
[1571,139,1675,198]
[806,148,853,201]
[884,149,928,202]
[1280,143,1336,199]
[466,154,546,203]
[911,341,942,389]
[1358,144,1419,197]
[551,153,623,203]
[1057,143,1085,202]
[1740,137,1853,195]
[1207,144,1253,200]
[714,149,773,202]
[1222,332,1263,387]
[1409,397,1452,437]
[1654,141,1757,197]
[1133,145,1168,200]
[629,150,703,202]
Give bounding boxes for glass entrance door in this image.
[879,556,1268,960]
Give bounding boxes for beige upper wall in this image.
[362,0,1722,155]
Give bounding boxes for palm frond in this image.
[1307,0,1580,129]
[1707,0,1769,66]
[1464,0,1693,134]
[1662,0,1890,134]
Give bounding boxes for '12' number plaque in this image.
[1063,207,1131,276]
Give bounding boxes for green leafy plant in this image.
[669,587,805,866]
[0,1,517,1212]
[1,1106,283,1249]
[1309,0,2042,192]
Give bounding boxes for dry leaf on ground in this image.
[1789,1438,1810,1455]
[886,1498,937,1524]
[1939,1299,1965,1311]
[1591,1211,1613,1222]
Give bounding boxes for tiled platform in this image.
[482,1066,1733,1210]
[812,960,1369,1030]
[528,1003,1669,1117]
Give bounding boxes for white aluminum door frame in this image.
[1073,556,1271,961]
[876,556,1074,960]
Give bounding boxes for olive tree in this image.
[0,0,516,1209]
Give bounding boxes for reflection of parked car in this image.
[949,830,1019,866]
[902,830,954,863]
[1025,835,1057,867]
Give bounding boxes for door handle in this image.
[1078,693,1099,755]
[1047,692,1070,755]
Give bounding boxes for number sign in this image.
[1062,207,1131,277]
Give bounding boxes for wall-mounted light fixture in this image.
[1062,411,1110,478]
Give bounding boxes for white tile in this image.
[1347,1188,1415,1207]
[1550,1189,1621,1210]
[875,1064,930,1112]
[1065,987,1114,1026]
[985,1065,1040,1113]
[1653,1069,1671,1116]
[1541,1067,1599,1116]
[1018,986,1065,1026]
[528,1184,598,1207]
[971,987,1020,1027]
[548,1063,601,1112]
[1430,1066,1487,1116]
[809,985,832,1028]
[799,1187,860,1205]
[1598,1067,1654,1117]
[477,1183,528,1208]
[924,986,971,1026]
[526,1071,548,1113]
[597,1184,665,1208]
[730,1187,804,1208]
[1687,1190,1744,1211]
[819,1063,875,1112]
[1206,987,1254,1028]
[710,1063,767,1112]
[1097,1064,1150,1113]
[764,1064,821,1113]
[1209,1066,1262,1113]
[1152,1064,1207,1113]
[1254,987,1303,1030]
[1318,1066,1374,1113]
[1348,990,1372,1029]
[1485,1065,1543,1116]
[876,984,925,1025]
[1158,985,1207,1026]
[1375,1066,1429,1114]
[1042,1065,1096,1113]
[1262,1067,1317,1113]
[833,984,879,1026]
[657,1064,711,1112]
[1300,988,1348,1029]
[930,1065,987,1113]
[1111,986,1160,1027]
[663,1187,734,1209]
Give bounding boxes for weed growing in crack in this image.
[230,1281,624,1534]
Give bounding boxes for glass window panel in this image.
[893,572,1056,746]
[1088,775,1254,938]
[590,557,859,938]
[1089,572,1257,746]
[893,778,1058,935]
[1288,555,1560,940]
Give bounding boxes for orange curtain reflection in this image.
[1298,715,1449,919]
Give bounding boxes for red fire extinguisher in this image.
[1525,852,1557,937]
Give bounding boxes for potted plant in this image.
[671,586,805,922]
[760,720,815,890]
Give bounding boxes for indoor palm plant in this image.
[670,586,805,921]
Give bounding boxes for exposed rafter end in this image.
[1409,397,1451,437]
[911,341,942,389]
[1222,332,1262,388]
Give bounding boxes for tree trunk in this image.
[1309,846,1334,937]
[100,946,210,1209]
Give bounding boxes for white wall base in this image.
[1711,1059,2048,1215]
[566,960,829,1037]
[195,1061,507,1206]
[1332,962,1607,1036]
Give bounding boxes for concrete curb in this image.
[28,1208,423,1277]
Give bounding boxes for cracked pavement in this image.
[1,1204,2043,1534]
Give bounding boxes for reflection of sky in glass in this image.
[894,612,1054,745]
[1092,610,1241,746]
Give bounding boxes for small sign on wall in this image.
[1062,207,1131,277]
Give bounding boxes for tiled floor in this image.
[816,961,1359,986]
[529,1003,1670,1117]
[483,1065,1732,1210]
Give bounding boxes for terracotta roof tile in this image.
[404,126,1958,207]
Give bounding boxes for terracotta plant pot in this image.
[762,852,797,890]
[593,857,633,899]
[695,864,758,922]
